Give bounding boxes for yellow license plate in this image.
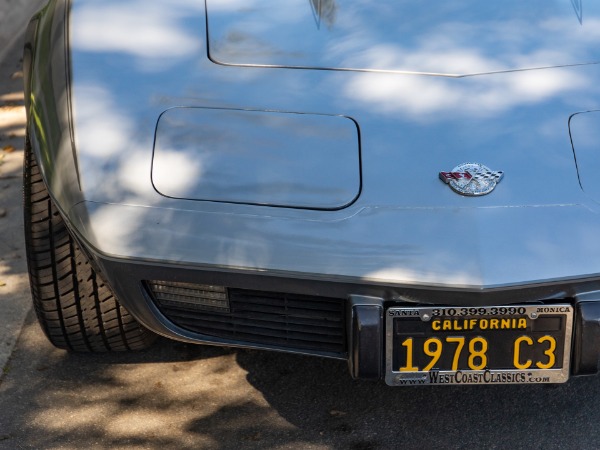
[385,304,573,386]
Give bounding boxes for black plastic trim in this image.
[573,301,600,375]
[348,296,384,380]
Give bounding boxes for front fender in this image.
[24,0,82,216]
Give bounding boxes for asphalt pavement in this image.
[3,2,600,449]
[0,0,47,379]
[0,0,46,63]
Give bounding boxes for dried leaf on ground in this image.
[2,145,14,153]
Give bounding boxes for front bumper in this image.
[89,250,600,382]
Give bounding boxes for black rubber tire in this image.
[23,138,155,352]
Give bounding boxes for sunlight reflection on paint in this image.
[71,0,202,60]
[74,85,200,203]
[341,67,589,118]
[365,267,479,287]
[151,150,204,198]
[207,1,600,75]
[74,85,132,158]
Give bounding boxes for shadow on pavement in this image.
[0,16,38,374]
[2,310,600,449]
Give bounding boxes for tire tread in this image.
[23,138,155,352]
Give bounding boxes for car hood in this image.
[206,0,600,76]
[53,0,600,290]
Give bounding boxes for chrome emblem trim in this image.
[439,163,504,197]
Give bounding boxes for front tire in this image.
[23,138,155,352]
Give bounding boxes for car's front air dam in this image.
[77,230,600,383]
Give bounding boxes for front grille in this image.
[147,282,347,355]
[148,281,230,312]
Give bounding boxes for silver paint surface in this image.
[206,0,600,75]
[27,0,600,292]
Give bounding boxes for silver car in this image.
[23,0,600,386]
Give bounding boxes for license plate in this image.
[385,304,573,386]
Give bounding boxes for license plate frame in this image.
[385,304,573,386]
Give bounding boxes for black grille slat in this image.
[161,311,345,337]
[148,282,346,355]
[162,316,345,345]
[232,294,343,312]
[168,314,344,334]
[159,310,344,351]
[221,305,342,322]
